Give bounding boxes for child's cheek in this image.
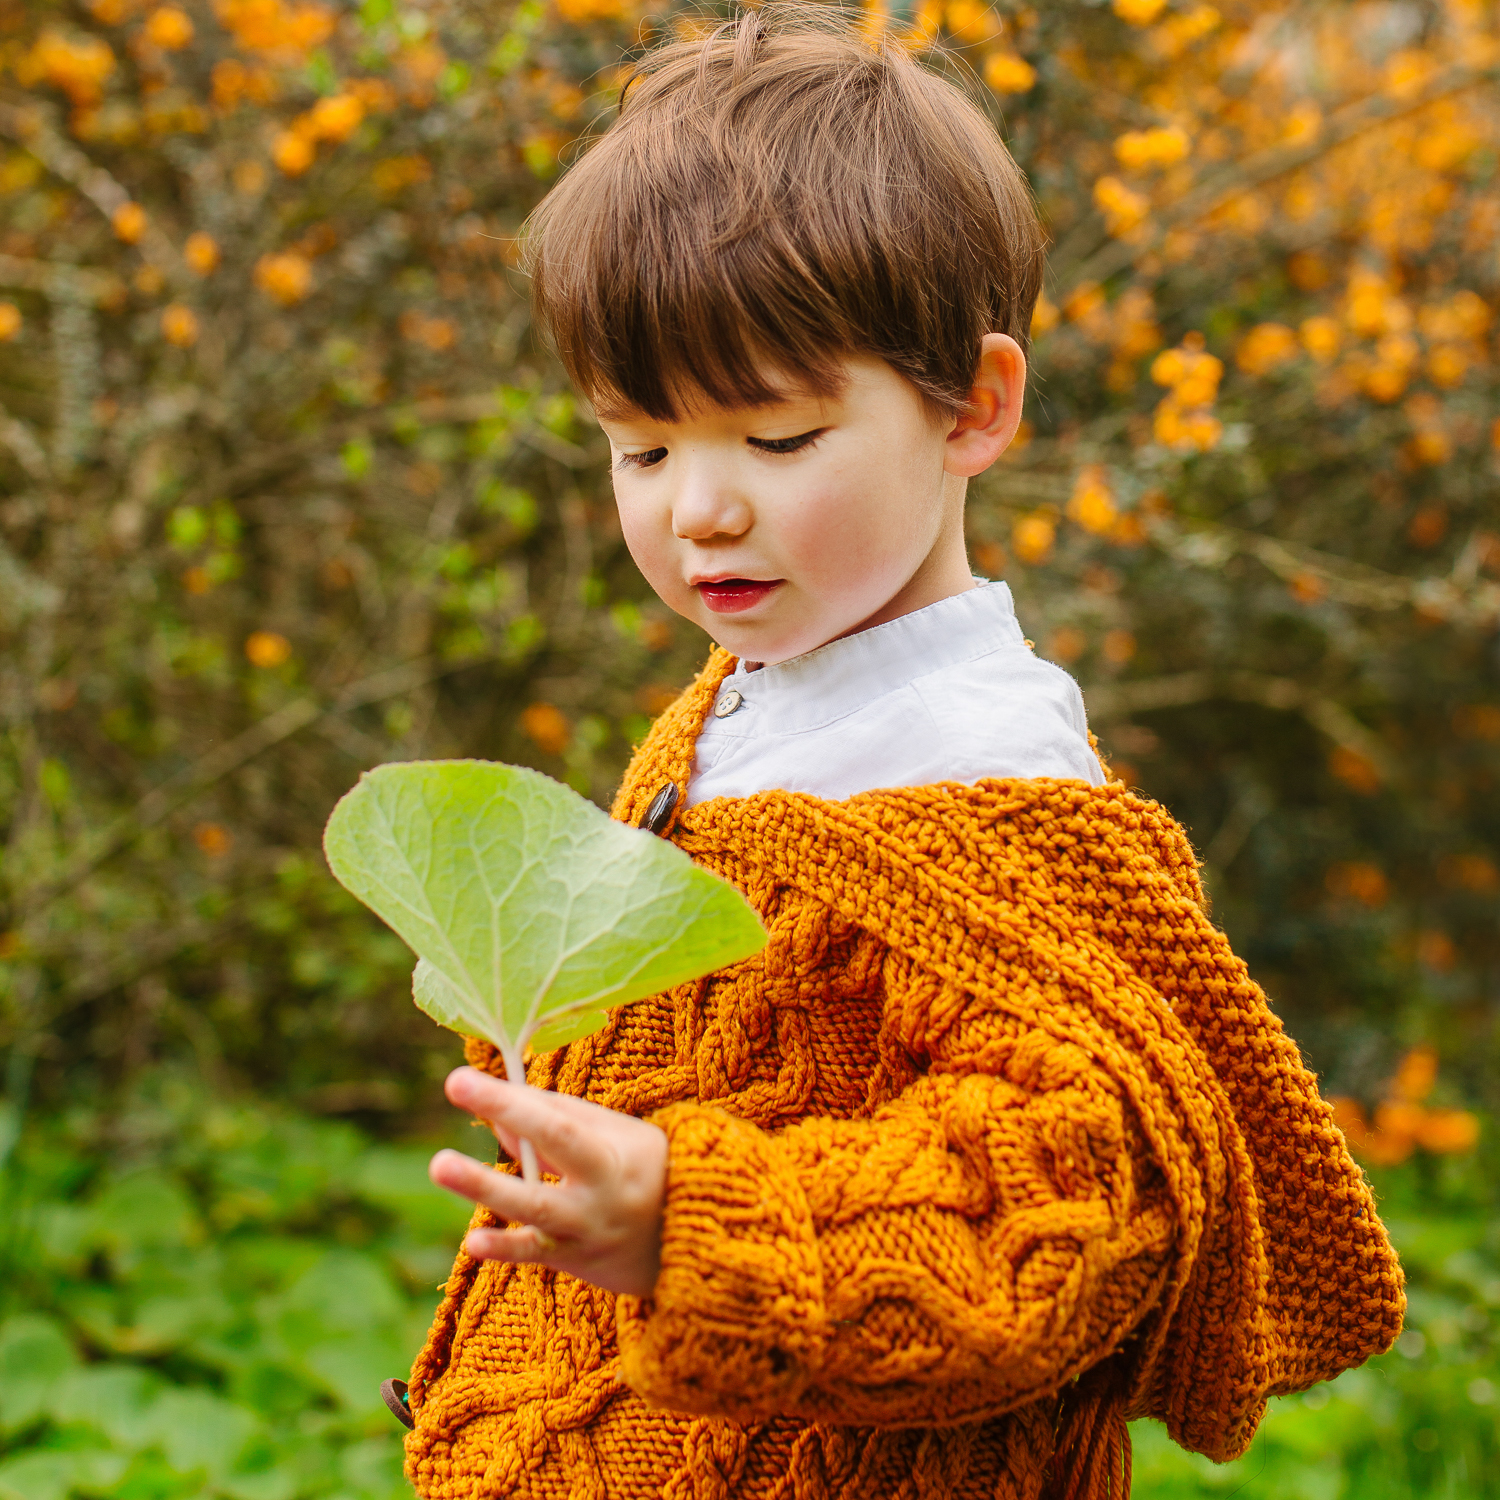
[789,483,881,588]
[614,487,691,614]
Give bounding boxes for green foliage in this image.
[3,1078,1498,1500]
[322,760,766,1056]
[0,1079,473,1500]
[1132,1146,1500,1498]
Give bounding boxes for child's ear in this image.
[944,333,1027,479]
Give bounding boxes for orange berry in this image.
[1329,746,1381,795]
[193,821,233,856]
[521,702,571,755]
[112,201,147,243]
[272,129,315,176]
[253,251,313,306]
[144,6,194,48]
[1012,513,1056,565]
[245,630,293,668]
[305,93,365,142]
[1068,466,1119,535]
[1290,572,1326,605]
[161,303,199,346]
[984,51,1036,95]
[1047,626,1087,664]
[184,231,220,275]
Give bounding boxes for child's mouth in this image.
[695,579,782,614]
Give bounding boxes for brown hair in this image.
[526,5,1046,421]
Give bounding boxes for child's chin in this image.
[718,627,831,668]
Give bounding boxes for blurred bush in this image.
[0,0,1496,1122]
[0,0,715,1108]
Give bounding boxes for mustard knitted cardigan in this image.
[404,649,1403,1500]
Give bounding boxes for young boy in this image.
[403,11,1402,1497]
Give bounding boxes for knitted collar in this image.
[611,647,1403,1467]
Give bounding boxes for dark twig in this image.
[11,655,470,919]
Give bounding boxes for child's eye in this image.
[616,447,668,471]
[748,429,824,455]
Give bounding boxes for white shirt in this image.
[685,581,1104,806]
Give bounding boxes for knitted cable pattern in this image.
[403,649,1403,1500]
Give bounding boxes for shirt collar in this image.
[711,580,1025,736]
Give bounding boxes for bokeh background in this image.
[1,0,1498,1494]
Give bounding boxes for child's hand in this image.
[429,1066,667,1298]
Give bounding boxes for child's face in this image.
[595,355,975,666]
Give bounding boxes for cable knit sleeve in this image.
[613,957,1190,1429]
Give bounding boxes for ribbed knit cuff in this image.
[616,1101,828,1420]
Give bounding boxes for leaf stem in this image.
[497,1037,539,1185]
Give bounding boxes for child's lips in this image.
[694,578,782,615]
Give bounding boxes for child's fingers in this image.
[446,1070,541,1165]
[428,1148,586,1240]
[486,1119,561,1179]
[524,1086,639,1129]
[447,1066,632,1134]
[463,1224,558,1264]
[445,1068,613,1181]
[444,1065,514,1115]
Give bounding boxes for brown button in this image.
[641,782,679,836]
[381,1377,414,1429]
[713,688,744,718]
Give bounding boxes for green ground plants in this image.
[1133,1147,1500,1498]
[0,1077,473,1500]
[2,1075,1497,1500]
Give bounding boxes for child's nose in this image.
[670,470,753,540]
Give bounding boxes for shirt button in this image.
[713,689,744,718]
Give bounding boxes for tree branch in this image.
[0,101,182,277]
[0,252,118,304]
[972,475,1500,629]
[10,654,472,920]
[0,402,50,482]
[1154,519,1500,627]
[1086,669,1397,781]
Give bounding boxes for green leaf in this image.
[87,1171,201,1259]
[302,1334,411,1414]
[38,759,71,813]
[414,960,607,1052]
[47,1365,159,1448]
[340,438,373,478]
[147,1390,258,1478]
[281,1250,404,1335]
[167,505,207,551]
[351,1145,474,1239]
[0,1317,77,1435]
[322,761,765,1057]
[0,1450,126,1500]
